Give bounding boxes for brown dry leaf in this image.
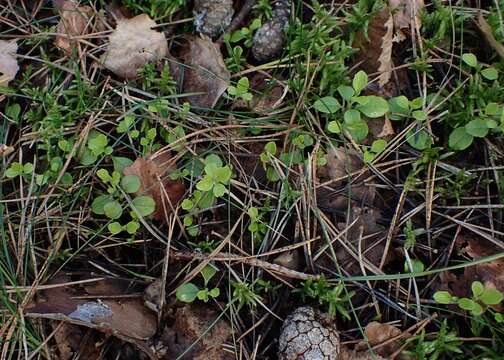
[367,117,395,141]
[440,235,504,308]
[355,321,407,357]
[249,72,287,114]
[0,144,14,157]
[158,303,233,359]
[389,0,424,41]
[176,36,230,109]
[477,12,504,60]
[315,206,388,276]
[26,277,157,341]
[316,147,375,211]
[55,0,93,55]
[0,40,19,88]
[123,153,185,221]
[100,14,168,79]
[52,322,99,360]
[377,14,394,87]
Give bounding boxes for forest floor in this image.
[1,0,504,359]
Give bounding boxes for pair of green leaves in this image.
[434,281,503,316]
[462,53,499,80]
[449,118,498,150]
[227,77,253,101]
[5,162,33,178]
[176,265,220,303]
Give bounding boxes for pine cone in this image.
[252,0,290,62]
[194,0,234,38]
[278,307,340,360]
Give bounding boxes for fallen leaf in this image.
[0,144,14,157]
[193,0,234,38]
[367,117,395,141]
[51,322,99,360]
[175,36,230,109]
[0,40,19,88]
[247,72,287,114]
[440,235,504,310]
[477,12,504,60]
[377,14,394,87]
[26,277,157,340]
[100,14,168,79]
[315,206,388,276]
[123,152,185,221]
[55,0,93,55]
[355,321,407,357]
[389,0,424,41]
[158,303,233,359]
[274,250,300,271]
[316,147,375,211]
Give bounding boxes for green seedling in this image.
[176,264,220,303]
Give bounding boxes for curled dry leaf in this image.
[0,144,14,157]
[123,152,185,221]
[157,303,233,359]
[193,0,234,38]
[55,0,93,55]
[274,250,301,271]
[101,14,168,79]
[0,40,19,88]
[316,147,375,211]
[175,36,230,109]
[278,306,340,360]
[252,0,291,62]
[26,276,157,358]
[355,321,407,357]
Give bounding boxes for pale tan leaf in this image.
[0,144,14,157]
[378,15,394,87]
[55,1,92,55]
[477,12,504,60]
[176,36,230,109]
[100,14,168,79]
[0,40,19,88]
[389,0,424,32]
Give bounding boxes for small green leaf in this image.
[314,96,340,114]
[104,201,123,219]
[181,198,194,210]
[407,128,431,150]
[371,139,387,154]
[121,174,141,193]
[97,169,111,182]
[112,157,133,174]
[327,121,342,134]
[404,259,425,273]
[363,151,375,163]
[412,110,427,121]
[471,302,484,316]
[465,119,490,138]
[264,141,277,155]
[337,85,354,101]
[196,175,214,192]
[214,166,232,183]
[389,96,409,113]
[480,288,503,305]
[125,221,140,234]
[355,96,389,118]
[344,111,368,142]
[205,154,222,167]
[462,53,477,67]
[183,215,193,227]
[485,102,500,116]
[176,283,199,303]
[209,287,220,298]
[248,207,259,220]
[213,183,227,197]
[5,167,19,178]
[108,222,123,234]
[200,265,217,286]
[92,195,112,215]
[471,281,484,298]
[23,163,33,174]
[449,127,473,150]
[6,103,21,122]
[197,289,209,302]
[458,297,477,311]
[352,70,368,94]
[433,291,454,304]
[481,67,498,80]
[131,196,156,217]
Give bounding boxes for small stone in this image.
[194,0,234,38]
[252,0,291,62]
